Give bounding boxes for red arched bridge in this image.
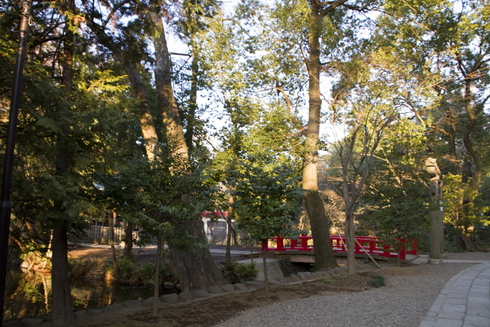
[262,235,418,261]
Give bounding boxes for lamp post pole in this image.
[0,1,32,324]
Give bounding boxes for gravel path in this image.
[215,261,485,327]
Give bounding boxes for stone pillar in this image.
[426,158,444,264]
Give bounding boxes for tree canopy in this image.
[2,0,490,323]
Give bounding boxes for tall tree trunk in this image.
[148,6,224,289]
[88,25,160,163]
[87,2,224,291]
[149,9,188,160]
[123,220,133,259]
[303,0,337,271]
[51,223,74,326]
[51,3,75,324]
[462,79,482,192]
[185,48,199,152]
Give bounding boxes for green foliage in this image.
[101,148,218,251]
[368,275,385,288]
[357,119,432,247]
[443,173,488,232]
[67,258,104,280]
[220,262,258,283]
[118,258,135,280]
[132,262,162,284]
[233,160,303,242]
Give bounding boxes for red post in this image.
[276,236,284,251]
[383,244,390,257]
[291,238,297,250]
[354,239,360,254]
[369,238,376,253]
[300,234,308,251]
[411,239,418,255]
[399,238,406,261]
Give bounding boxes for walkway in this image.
[419,261,490,327]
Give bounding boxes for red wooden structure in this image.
[262,235,417,261]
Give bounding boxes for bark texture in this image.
[148,6,224,289]
[123,221,133,259]
[303,0,339,271]
[168,219,224,291]
[51,223,74,326]
[462,79,482,192]
[51,6,75,324]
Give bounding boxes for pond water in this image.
[4,267,166,322]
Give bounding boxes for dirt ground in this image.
[68,246,490,327]
[68,244,375,327]
[73,274,374,327]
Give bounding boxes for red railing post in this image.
[383,243,390,257]
[300,234,308,251]
[370,238,376,253]
[354,239,360,254]
[400,238,406,261]
[291,238,297,250]
[411,239,418,255]
[276,236,284,251]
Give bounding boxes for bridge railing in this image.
[262,235,417,260]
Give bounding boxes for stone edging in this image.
[10,265,376,327]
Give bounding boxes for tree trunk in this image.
[51,4,75,324]
[148,6,224,290]
[462,79,482,192]
[153,233,163,316]
[304,192,337,270]
[443,105,460,175]
[123,220,133,259]
[109,211,118,277]
[303,0,337,271]
[225,194,234,268]
[51,223,74,326]
[149,9,188,160]
[345,211,356,275]
[88,26,160,163]
[185,49,198,152]
[88,3,224,292]
[262,247,269,294]
[168,217,224,291]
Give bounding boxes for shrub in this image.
[220,262,258,284]
[68,257,103,279]
[132,261,167,284]
[118,257,135,279]
[368,275,385,288]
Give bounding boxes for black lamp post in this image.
[0,1,32,325]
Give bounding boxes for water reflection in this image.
[4,267,156,322]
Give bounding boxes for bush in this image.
[68,257,104,279]
[118,257,135,279]
[368,275,385,288]
[133,262,156,283]
[220,262,258,283]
